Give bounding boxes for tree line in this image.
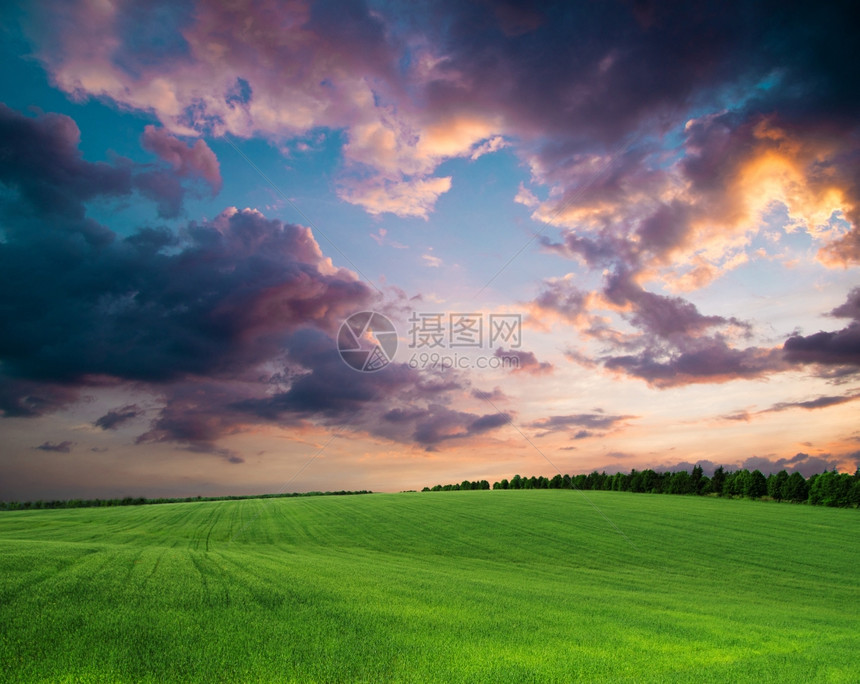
[0,489,373,512]
[422,466,860,508]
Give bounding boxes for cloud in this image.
[422,253,443,267]
[514,183,539,208]
[35,441,74,453]
[141,125,222,193]
[529,269,782,388]
[493,348,553,374]
[370,228,408,249]
[471,387,508,402]
[764,393,860,413]
[3,106,521,457]
[0,103,131,227]
[0,103,513,458]
[470,135,509,160]
[0,103,216,225]
[740,453,849,478]
[93,405,143,430]
[338,175,453,219]
[783,288,860,370]
[526,411,635,438]
[24,0,860,230]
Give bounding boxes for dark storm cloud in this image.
[0,201,373,386]
[0,104,217,229]
[412,0,859,156]
[225,328,510,448]
[0,380,80,418]
[0,104,132,223]
[0,102,513,454]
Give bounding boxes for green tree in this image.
[668,470,693,495]
[745,470,768,499]
[711,466,727,496]
[768,470,788,501]
[783,471,808,503]
[691,465,703,492]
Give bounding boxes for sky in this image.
[1,0,859,500]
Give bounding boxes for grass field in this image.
[0,491,857,683]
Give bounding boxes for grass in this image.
[0,490,857,682]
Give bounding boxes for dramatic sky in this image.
[1,0,859,500]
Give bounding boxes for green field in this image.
[1,491,857,683]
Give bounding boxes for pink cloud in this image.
[141,125,222,193]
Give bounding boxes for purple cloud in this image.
[527,412,635,437]
[783,288,860,370]
[141,125,222,193]
[94,405,143,430]
[493,348,553,374]
[35,441,74,453]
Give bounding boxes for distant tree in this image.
[768,471,788,501]
[510,474,522,490]
[562,474,572,489]
[783,472,808,503]
[642,469,659,493]
[808,470,852,507]
[711,466,727,496]
[500,478,509,490]
[745,470,768,499]
[550,474,563,489]
[479,480,490,490]
[691,465,703,492]
[849,471,860,507]
[727,470,750,497]
[668,471,693,495]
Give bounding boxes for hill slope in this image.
[1,491,857,682]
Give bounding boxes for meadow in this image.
[0,490,857,683]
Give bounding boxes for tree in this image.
[768,470,788,501]
[691,465,703,492]
[745,470,768,499]
[668,470,693,495]
[712,466,727,496]
[783,472,808,503]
